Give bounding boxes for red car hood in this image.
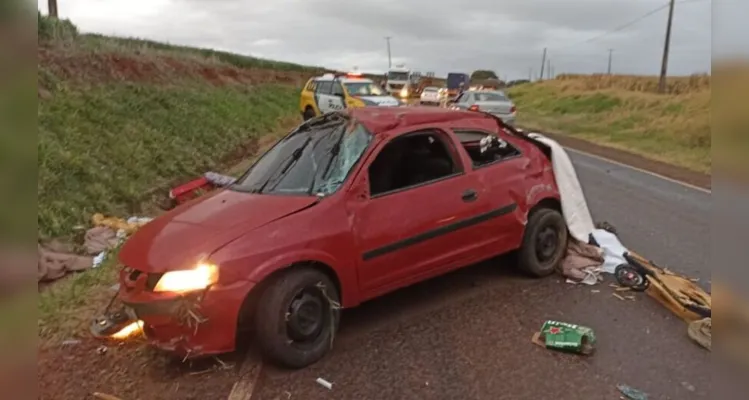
[119,189,318,273]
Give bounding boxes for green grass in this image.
[507,79,711,173]
[38,82,300,239]
[36,13,313,344]
[79,33,326,74]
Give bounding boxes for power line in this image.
[554,0,709,50]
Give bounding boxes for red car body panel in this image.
[117,107,560,358]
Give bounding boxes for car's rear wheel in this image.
[254,267,340,369]
[303,106,316,121]
[518,208,568,277]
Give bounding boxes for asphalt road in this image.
[249,150,713,400]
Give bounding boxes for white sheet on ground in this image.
[590,228,629,274]
[527,133,595,243]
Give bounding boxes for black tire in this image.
[302,106,316,121]
[254,267,340,369]
[518,208,568,277]
[614,264,650,292]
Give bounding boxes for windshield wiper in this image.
[255,136,312,194]
[307,125,347,196]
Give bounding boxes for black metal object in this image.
[91,307,134,338]
[614,264,650,292]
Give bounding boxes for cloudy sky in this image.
[38,0,743,80]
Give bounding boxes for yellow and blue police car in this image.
[299,72,403,120]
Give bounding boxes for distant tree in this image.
[471,70,499,80]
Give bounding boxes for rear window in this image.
[475,92,508,102]
[423,87,438,92]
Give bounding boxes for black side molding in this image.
[362,203,517,261]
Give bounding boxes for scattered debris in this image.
[61,339,81,346]
[316,378,333,390]
[617,384,649,400]
[615,287,632,292]
[38,213,153,283]
[591,290,601,294]
[687,318,711,351]
[560,238,604,285]
[590,228,629,274]
[168,171,236,208]
[96,345,108,355]
[204,171,237,187]
[624,252,711,322]
[531,320,596,355]
[613,293,627,301]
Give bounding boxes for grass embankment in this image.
[37,15,310,343]
[507,74,711,174]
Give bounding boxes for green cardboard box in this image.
[534,320,597,355]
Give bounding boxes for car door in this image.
[328,81,347,111]
[450,127,528,255]
[315,81,334,113]
[349,128,495,298]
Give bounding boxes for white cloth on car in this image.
[526,132,595,243]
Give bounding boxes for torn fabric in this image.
[590,228,629,274]
[526,133,595,243]
[38,244,93,282]
[561,239,605,285]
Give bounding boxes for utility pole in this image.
[547,59,551,79]
[539,48,547,81]
[385,36,392,69]
[607,49,613,75]
[48,0,59,18]
[658,0,676,93]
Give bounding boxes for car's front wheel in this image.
[518,208,568,277]
[254,267,340,369]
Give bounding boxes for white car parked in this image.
[419,86,443,106]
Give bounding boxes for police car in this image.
[299,72,403,120]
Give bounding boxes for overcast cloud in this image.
[39,0,743,79]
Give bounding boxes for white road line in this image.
[564,146,712,194]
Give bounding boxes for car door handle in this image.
[462,189,478,202]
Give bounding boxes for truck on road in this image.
[446,72,470,101]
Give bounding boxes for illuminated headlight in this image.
[399,88,408,98]
[154,262,219,293]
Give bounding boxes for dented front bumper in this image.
[99,269,255,359]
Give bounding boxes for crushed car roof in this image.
[347,107,497,135]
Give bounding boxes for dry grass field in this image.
[507,72,714,173]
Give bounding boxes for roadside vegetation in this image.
[37,14,312,344]
[507,74,711,174]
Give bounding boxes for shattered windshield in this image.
[231,117,373,196]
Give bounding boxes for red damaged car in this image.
[114,107,567,368]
